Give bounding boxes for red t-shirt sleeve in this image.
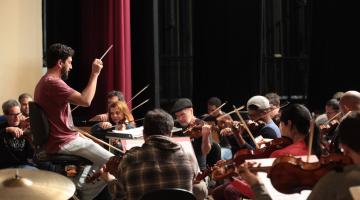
[46,78,75,106]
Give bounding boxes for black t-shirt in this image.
[0,122,33,168]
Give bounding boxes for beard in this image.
[61,67,69,80]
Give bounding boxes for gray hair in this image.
[2,99,20,115]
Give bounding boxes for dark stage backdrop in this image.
[45,0,360,120]
[308,0,360,112]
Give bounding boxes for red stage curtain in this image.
[79,0,132,116]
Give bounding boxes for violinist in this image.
[241,95,281,148]
[18,93,33,132]
[211,104,317,200]
[91,101,135,155]
[99,109,208,200]
[91,101,135,135]
[316,98,340,130]
[271,104,320,157]
[330,90,360,153]
[89,90,134,123]
[0,100,35,169]
[202,97,233,160]
[18,93,33,118]
[34,43,113,200]
[265,92,281,126]
[238,111,360,200]
[172,98,212,171]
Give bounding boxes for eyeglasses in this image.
[6,112,22,117]
[326,111,337,116]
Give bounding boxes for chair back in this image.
[140,188,196,200]
[29,102,50,147]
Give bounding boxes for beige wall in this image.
[0,0,43,114]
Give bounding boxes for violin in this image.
[319,119,339,136]
[268,154,353,194]
[85,155,122,183]
[217,119,266,135]
[183,119,209,139]
[210,137,293,181]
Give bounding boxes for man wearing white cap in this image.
[244,95,281,148]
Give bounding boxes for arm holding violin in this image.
[98,155,127,200]
[237,163,272,200]
[220,126,254,150]
[201,124,212,155]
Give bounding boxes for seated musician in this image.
[315,91,344,128]
[171,98,212,171]
[18,93,33,132]
[99,109,207,200]
[18,93,33,118]
[330,90,360,153]
[265,92,281,126]
[89,90,134,122]
[211,104,319,200]
[0,99,35,169]
[238,111,360,200]
[91,101,135,137]
[315,98,340,129]
[202,97,233,160]
[91,101,135,155]
[221,95,281,150]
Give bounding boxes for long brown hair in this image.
[108,101,132,124]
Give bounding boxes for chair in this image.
[29,102,92,173]
[206,142,221,167]
[140,188,196,200]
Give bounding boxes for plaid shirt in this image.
[109,135,195,200]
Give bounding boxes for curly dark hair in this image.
[46,43,74,68]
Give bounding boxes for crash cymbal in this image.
[0,168,75,200]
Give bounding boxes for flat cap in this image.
[171,98,193,113]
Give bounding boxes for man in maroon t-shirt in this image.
[34,43,113,200]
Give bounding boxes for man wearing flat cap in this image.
[171,98,212,171]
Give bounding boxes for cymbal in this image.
[0,168,75,200]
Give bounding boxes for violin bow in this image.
[209,101,227,116]
[127,84,150,105]
[252,101,290,122]
[74,127,125,154]
[130,99,150,112]
[71,105,80,112]
[307,120,315,163]
[233,105,260,149]
[217,105,245,120]
[324,112,342,125]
